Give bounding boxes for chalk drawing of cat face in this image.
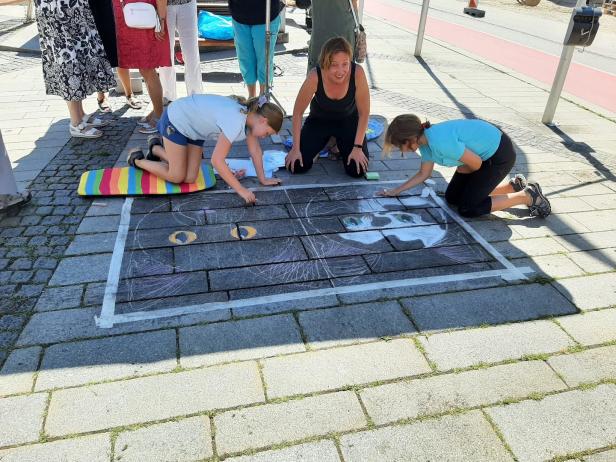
[340,211,447,248]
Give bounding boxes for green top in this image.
[308,0,357,70]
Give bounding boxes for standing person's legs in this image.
[139,68,164,119]
[0,130,30,210]
[291,117,331,174]
[117,67,142,108]
[176,0,203,96]
[159,4,179,102]
[232,20,258,98]
[333,115,369,178]
[252,14,281,95]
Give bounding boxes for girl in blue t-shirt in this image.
[379,115,551,218]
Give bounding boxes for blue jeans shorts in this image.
[157,109,204,147]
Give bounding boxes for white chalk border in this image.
[95,181,531,328]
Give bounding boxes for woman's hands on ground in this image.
[377,188,400,197]
[285,148,303,173]
[347,147,369,175]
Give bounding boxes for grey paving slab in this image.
[120,247,175,278]
[126,224,237,250]
[570,210,616,233]
[179,314,305,368]
[465,219,518,241]
[76,215,121,234]
[0,433,111,462]
[568,248,616,273]
[554,230,616,252]
[65,232,117,256]
[85,199,125,216]
[115,416,212,462]
[508,214,591,239]
[209,256,369,291]
[402,284,577,332]
[115,271,209,303]
[232,293,340,318]
[225,441,341,462]
[0,393,47,447]
[45,362,264,436]
[114,290,228,314]
[580,194,616,211]
[493,237,569,258]
[584,449,616,462]
[129,210,206,230]
[130,197,171,214]
[262,339,431,398]
[214,391,366,456]
[340,410,513,462]
[301,231,394,258]
[382,223,473,251]
[548,345,616,387]
[297,301,416,349]
[49,253,112,286]
[487,385,616,462]
[419,320,575,370]
[287,198,397,219]
[360,361,566,425]
[512,254,586,279]
[237,216,345,240]
[205,204,290,224]
[553,273,616,311]
[0,346,41,396]
[35,330,177,390]
[16,306,230,347]
[557,309,616,345]
[174,237,308,271]
[35,285,84,312]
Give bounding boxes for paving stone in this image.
[180,314,305,368]
[10,270,33,283]
[174,237,307,271]
[547,345,616,387]
[486,385,616,462]
[361,361,566,425]
[567,249,616,273]
[126,224,237,250]
[16,306,230,347]
[232,293,340,318]
[65,232,117,255]
[16,284,45,298]
[10,257,32,270]
[557,309,616,345]
[114,416,212,462]
[0,393,48,447]
[76,215,120,234]
[237,217,344,240]
[120,247,175,278]
[584,449,616,462]
[0,331,18,349]
[171,193,246,211]
[45,362,264,436]
[340,410,513,462]
[35,285,84,311]
[131,197,171,214]
[205,204,290,224]
[49,253,112,286]
[570,210,616,233]
[466,219,519,241]
[301,231,393,258]
[555,230,616,252]
[262,339,431,398]
[298,301,416,349]
[209,257,369,291]
[34,256,57,270]
[553,273,616,311]
[0,433,111,462]
[36,330,177,390]
[85,198,125,216]
[225,441,341,462]
[0,346,41,396]
[512,254,585,279]
[403,284,577,332]
[214,391,366,456]
[116,271,208,303]
[0,314,26,330]
[130,210,206,230]
[419,320,575,370]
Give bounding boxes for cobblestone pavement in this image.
[0,8,615,462]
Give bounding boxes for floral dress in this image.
[34,0,116,101]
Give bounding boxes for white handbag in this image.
[120,0,160,31]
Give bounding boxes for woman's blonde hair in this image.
[231,95,284,132]
[319,36,353,70]
[383,114,431,157]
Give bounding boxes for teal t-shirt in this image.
[419,119,502,167]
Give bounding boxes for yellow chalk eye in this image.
[231,226,257,240]
[168,231,197,245]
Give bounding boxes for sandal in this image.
[138,120,159,134]
[82,113,111,128]
[69,122,102,138]
[0,191,31,213]
[97,95,112,113]
[126,94,142,109]
[127,148,145,168]
[509,173,528,192]
[147,135,163,161]
[525,182,551,218]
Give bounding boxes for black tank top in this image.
[309,63,358,120]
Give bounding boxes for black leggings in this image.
[288,114,369,178]
[445,133,516,218]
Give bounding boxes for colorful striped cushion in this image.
[78,163,216,196]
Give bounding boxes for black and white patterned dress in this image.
[34,0,116,101]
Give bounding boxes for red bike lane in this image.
[365,0,616,114]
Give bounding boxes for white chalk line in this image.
[95,198,133,328]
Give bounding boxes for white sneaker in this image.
[82,113,111,128]
[69,122,102,138]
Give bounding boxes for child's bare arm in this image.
[378,161,434,196]
[247,134,281,186]
[211,134,256,204]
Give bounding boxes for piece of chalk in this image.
[92,202,107,207]
[365,172,380,180]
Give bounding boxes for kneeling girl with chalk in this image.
[127,94,284,205]
[379,115,551,218]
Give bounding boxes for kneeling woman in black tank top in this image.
[285,37,370,177]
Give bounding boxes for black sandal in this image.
[127,148,145,168]
[525,182,551,218]
[509,174,528,192]
[97,96,111,113]
[147,135,163,161]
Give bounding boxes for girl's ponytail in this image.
[231,94,284,133]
